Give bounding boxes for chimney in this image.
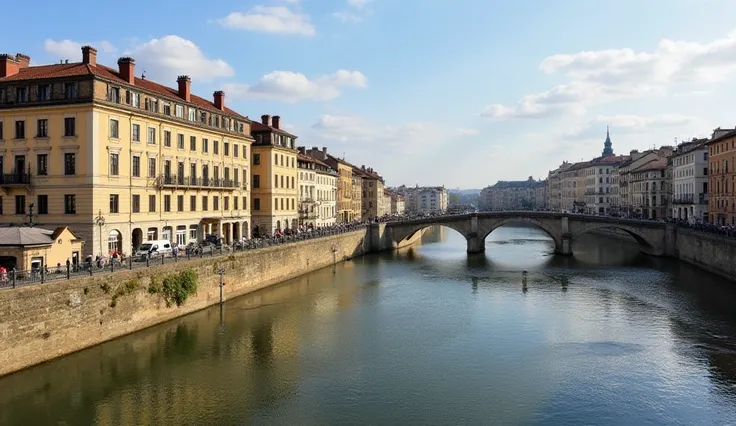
[261,114,271,126]
[362,165,365,170]
[82,46,97,66]
[298,146,305,154]
[177,75,191,102]
[322,147,327,154]
[117,57,135,85]
[0,54,20,78]
[311,146,318,152]
[272,115,281,129]
[213,90,225,111]
[15,53,30,69]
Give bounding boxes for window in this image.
[224,142,230,156]
[200,112,207,124]
[148,195,156,212]
[0,122,3,140]
[16,87,28,103]
[177,134,184,149]
[110,153,119,176]
[253,174,260,188]
[132,195,140,213]
[190,163,197,180]
[275,174,279,188]
[15,195,25,214]
[108,87,120,103]
[38,85,50,101]
[164,130,171,147]
[234,196,239,210]
[15,120,25,139]
[130,92,140,107]
[109,119,119,138]
[224,196,229,210]
[202,138,209,153]
[188,108,196,121]
[37,195,48,214]
[132,124,140,142]
[148,157,156,177]
[147,127,156,145]
[254,198,260,210]
[163,103,171,115]
[234,144,239,158]
[190,195,196,211]
[36,119,48,138]
[110,194,119,213]
[177,195,184,212]
[64,82,78,99]
[36,154,48,176]
[132,156,140,177]
[214,140,219,155]
[202,196,208,211]
[145,98,158,113]
[164,195,171,212]
[64,153,76,175]
[64,195,76,214]
[254,153,260,165]
[175,105,184,118]
[213,196,219,211]
[190,136,196,151]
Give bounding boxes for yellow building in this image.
[250,114,298,236]
[0,226,84,271]
[0,47,253,256]
[355,165,385,221]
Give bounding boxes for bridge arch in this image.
[569,222,657,253]
[392,222,470,246]
[479,217,562,252]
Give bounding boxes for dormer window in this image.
[129,92,140,107]
[163,103,171,115]
[214,116,220,127]
[188,108,196,121]
[175,105,184,118]
[38,84,50,101]
[16,87,28,103]
[145,98,159,113]
[223,118,230,129]
[200,112,207,124]
[239,123,244,133]
[64,82,78,99]
[107,87,120,103]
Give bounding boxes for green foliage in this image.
[109,279,141,308]
[160,269,198,307]
[148,274,161,294]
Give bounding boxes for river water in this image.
[1,225,736,426]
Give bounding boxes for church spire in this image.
[602,126,613,156]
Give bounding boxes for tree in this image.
[448,192,460,206]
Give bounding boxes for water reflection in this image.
[0,225,735,425]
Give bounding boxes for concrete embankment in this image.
[0,228,429,378]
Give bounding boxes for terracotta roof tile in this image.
[1,61,248,120]
[250,120,297,137]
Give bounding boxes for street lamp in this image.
[94,209,106,256]
[25,202,37,227]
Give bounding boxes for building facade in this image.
[355,166,385,221]
[479,177,545,211]
[314,160,337,227]
[296,153,318,227]
[630,159,669,219]
[250,115,298,236]
[390,193,405,215]
[0,47,253,256]
[671,139,709,223]
[582,155,626,215]
[707,129,736,225]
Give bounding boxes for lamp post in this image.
[94,209,106,256]
[25,202,37,227]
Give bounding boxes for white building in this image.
[297,153,318,227]
[582,155,627,215]
[671,139,709,223]
[315,159,338,227]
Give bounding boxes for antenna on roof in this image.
[141,70,146,80]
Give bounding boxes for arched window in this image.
[108,230,122,254]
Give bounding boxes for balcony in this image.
[672,194,709,205]
[0,171,32,187]
[158,174,236,190]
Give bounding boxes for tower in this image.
[602,126,613,156]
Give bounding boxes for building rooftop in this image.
[0,226,80,246]
[0,49,247,119]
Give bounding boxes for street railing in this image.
[0,223,367,290]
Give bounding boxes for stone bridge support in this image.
[466,215,484,253]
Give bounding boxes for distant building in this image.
[390,185,448,214]
[479,177,547,211]
[0,226,84,271]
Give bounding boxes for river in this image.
[1,225,735,426]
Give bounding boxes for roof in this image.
[0,227,55,246]
[0,60,247,119]
[297,153,315,163]
[250,120,297,138]
[632,158,668,173]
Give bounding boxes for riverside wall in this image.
[0,230,376,378]
[674,229,736,281]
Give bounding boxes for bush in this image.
[161,269,198,307]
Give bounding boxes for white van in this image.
[134,240,173,258]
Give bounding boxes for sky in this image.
[4,0,736,189]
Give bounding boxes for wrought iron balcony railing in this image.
[158,174,236,190]
[0,171,32,185]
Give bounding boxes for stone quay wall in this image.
[0,230,373,378]
[674,229,736,281]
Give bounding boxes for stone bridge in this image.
[368,212,677,256]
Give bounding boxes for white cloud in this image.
[457,128,479,136]
[223,70,367,102]
[333,12,363,23]
[125,36,234,83]
[44,39,116,59]
[215,6,315,36]
[481,30,736,120]
[565,114,706,140]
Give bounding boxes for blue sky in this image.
[4,0,736,188]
